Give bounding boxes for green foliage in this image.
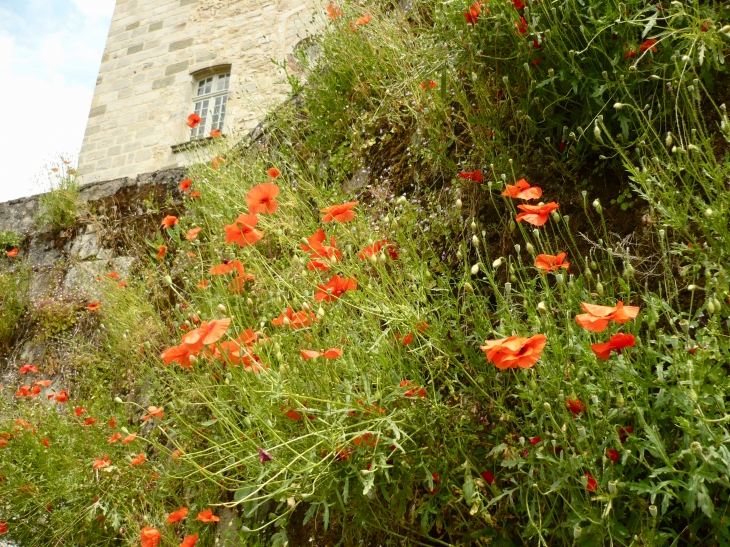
[32,297,82,337]
[0,266,30,348]
[0,230,21,249]
[36,172,81,231]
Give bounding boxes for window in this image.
[190,72,230,140]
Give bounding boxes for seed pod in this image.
[596,280,604,296]
[472,235,479,246]
[217,304,227,314]
[665,133,673,147]
[649,506,658,518]
[608,481,617,494]
[537,301,548,314]
[492,258,503,269]
[163,275,173,286]
[526,243,535,255]
[471,264,480,275]
[247,298,254,307]
[455,199,463,210]
[464,282,474,293]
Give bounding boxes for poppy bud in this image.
[551,211,560,222]
[455,198,463,210]
[276,352,283,361]
[471,221,477,231]
[114,397,124,404]
[504,282,511,293]
[502,75,509,85]
[691,441,702,454]
[525,243,535,255]
[543,402,551,412]
[649,505,657,518]
[318,307,325,318]
[143,341,151,351]
[369,254,378,264]
[247,298,254,307]
[217,304,226,313]
[608,480,617,494]
[456,250,463,260]
[509,221,516,232]
[283,317,291,326]
[397,196,407,205]
[189,355,198,366]
[593,124,601,142]
[514,244,521,254]
[707,299,716,314]
[555,273,564,284]
[472,235,479,246]
[537,301,548,314]
[164,275,173,286]
[705,208,713,217]
[665,132,673,147]
[379,253,387,263]
[471,264,479,275]
[613,102,625,110]
[592,199,601,213]
[596,281,604,296]
[492,257,503,269]
[464,282,474,293]
[616,394,624,407]
[722,25,730,33]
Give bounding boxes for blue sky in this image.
[0,0,116,202]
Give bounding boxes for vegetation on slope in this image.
[2,0,730,546]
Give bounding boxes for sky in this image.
[0,0,116,202]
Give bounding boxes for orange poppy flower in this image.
[420,80,437,90]
[358,239,398,260]
[321,201,359,223]
[464,1,484,24]
[166,507,189,523]
[480,334,547,369]
[459,170,483,182]
[212,156,226,169]
[181,318,231,347]
[179,179,192,192]
[187,114,202,128]
[142,406,164,422]
[502,179,543,200]
[399,380,426,397]
[75,407,87,416]
[93,455,111,470]
[87,302,102,311]
[6,248,18,258]
[210,260,252,279]
[130,453,146,466]
[195,509,220,523]
[84,418,97,425]
[161,344,198,368]
[302,229,343,260]
[398,332,414,345]
[121,433,137,444]
[516,202,559,226]
[575,301,640,332]
[108,417,116,428]
[53,390,68,403]
[268,167,280,179]
[534,252,570,273]
[639,38,658,53]
[210,129,221,138]
[224,214,263,247]
[19,364,38,374]
[272,307,317,328]
[356,13,371,24]
[171,449,183,458]
[590,333,635,360]
[314,275,358,302]
[189,190,201,199]
[106,272,120,279]
[307,260,330,271]
[246,183,280,214]
[186,227,201,241]
[157,245,167,258]
[107,433,122,444]
[140,526,161,547]
[327,2,342,19]
[301,348,343,360]
[33,380,52,387]
[41,437,50,447]
[180,534,199,547]
[161,215,178,230]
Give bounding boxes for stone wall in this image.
[77,0,316,185]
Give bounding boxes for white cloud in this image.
[0,0,115,203]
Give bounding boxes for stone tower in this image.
[77,0,315,185]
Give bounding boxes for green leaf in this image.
[642,12,658,39]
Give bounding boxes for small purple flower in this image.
[258,446,273,463]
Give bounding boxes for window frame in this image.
[190,69,231,141]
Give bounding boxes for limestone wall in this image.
[77,0,316,185]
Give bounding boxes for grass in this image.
[36,165,81,231]
[2,0,730,546]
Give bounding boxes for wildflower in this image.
[268,167,280,179]
[6,248,18,257]
[481,470,495,484]
[40,438,50,447]
[186,227,201,241]
[606,448,619,463]
[326,2,342,19]
[0,522,7,534]
[701,21,711,32]
[516,16,528,34]
[179,179,192,192]
[92,455,111,470]
[358,239,398,260]
[356,13,371,25]
[566,397,586,417]
[87,302,103,311]
[283,408,303,420]
[189,190,201,199]
[210,129,221,137]
[210,260,254,281]
[84,418,98,425]
[161,344,199,368]
[399,380,426,397]
[590,333,635,359]
[187,114,202,128]
[534,252,569,273]
[301,348,343,360]
[502,179,543,200]
[420,80,437,89]
[142,406,164,422]
[639,38,658,54]
[171,449,183,458]
[212,156,225,169]
[130,453,146,466]
[224,214,264,247]
[272,307,317,328]
[314,274,358,302]
[19,364,38,374]
[157,245,167,258]
[161,215,178,230]
[585,472,597,492]
[106,272,120,279]
[52,390,69,403]
[397,332,414,345]
[121,433,137,444]
[108,417,116,428]
[74,407,88,417]
[625,47,637,60]
[464,1,484,24]
[321,201,359,223]
[575,301,640,332]
[530,437,541,445]
[107,433,122,443]
[246,183,280,214]
[258,447,274,463]
[516,202,560,226]
[428,473,440,494]
[618,427,633,444]
[182,318,231,348]
[458,170,483,182]
[34,380,51,387]
[480,334,547,369]
[512,0,525,8]
[302,229,343,261]
[180,534,199,547]
[140,527,161,547]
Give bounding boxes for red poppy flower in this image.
[639,38,658,53]
[142,406,164,422]
[212,156,226,169]
[625,47,637,60]
[515,202,559,226]
[161,215,178,229]
[463,1,484,24]
[157,245,167,258]
[315,274,358,302]
[268,167,280,179]
[129,453,146,466]
[481,470,495,484]
[19,364,38,374]
[272,307,317,328]
[302,229,343,261]
[399,380,426,398]
[224,214,264,247]
[516,16,528,34]
[327,2,342,19]
[590,333,635,360]
[92,455,111,470]
[40,437,50,447]
[187,114,202,128]
[301,348,343,360]
[420,80,437,89]
[480,334,547,369]
[107,433,122,443]
[566,397,586,417]
[87,302,103,311]
[246,183,280,214]
[180,534,199,547]
[575,302,640,332]
[140,526,161,547]
[179,179,192,192]
[619,427,633,444]
[186,227,201,241]
[585,472,597,492]
[181,318,231,347]
[75,406,87,416]
[33,380,51,387]
[52,390,68,403]
[210,129,221,138]
[606,448,619,463]
[321,201,359,223]
[161,344,198,368]
[196,509,220,523]
[534,252,569,273]
[84,418,98,425]
[121,433,137,444]
[5,248,19,258]
[171,449,183,458]
[530,437,541,445]
[105,272,120,280]
[428,473,440,494]
[701,21,711,32]
[356,13,371,24]
[0,521,7,534]
[458,170,483,182]
[108,417,116,428]
[398,332,414,345]
[189,190,201,199]
[512,0,525,8]
[502,179,543,200]
[358,239,398,260]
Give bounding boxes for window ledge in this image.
[171,135,225,154]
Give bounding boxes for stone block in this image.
[180,0,197,5]
[126,21,140,30]
[149,21,163,32]
[88,105,107,118]
[127,43,144,55]
[168,38,194,52]
[152,76,175,90]
[165,60,189,76]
